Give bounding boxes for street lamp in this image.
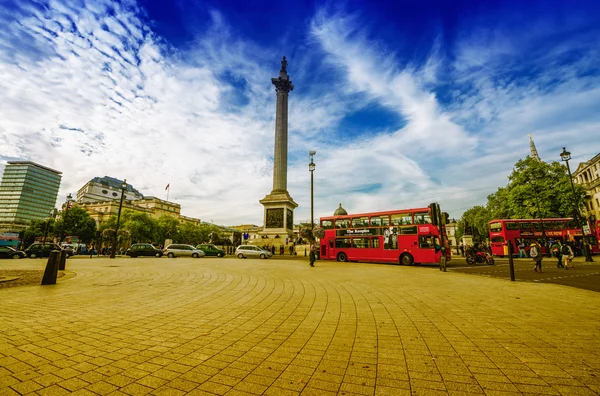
[309,151,316,230]
[43,208,58,244]
[528,172,548,256]
[60,193,73,242]
[110,179,127,259]
[560,147,593,262]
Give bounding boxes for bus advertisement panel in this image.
[319,206,450,266]
[488,218,599,256]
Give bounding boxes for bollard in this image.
[58,250,67,271]
[304,248,307,256]
[508,242,515,282]
[41,250,60,285]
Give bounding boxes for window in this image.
[371,238,380,248]
[352,217,369,227]
[391,213,412,226]
[506,222,519,230]
[335,219,351,229]
[370,216,382,226]
[414,212,432,224]
[491,236,505,243]
[321,220,334,229]
[532,222,542,231]
[419,235,436,249]
[352,238,369,248]
[335,238,351,248]
[519,222,531,230]
[102,190,108,194]
[112,192,118,197]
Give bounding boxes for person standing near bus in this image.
[309,241,316,267]
[530,241,543,272]
[562,242,574,269]
[518,240,526,258]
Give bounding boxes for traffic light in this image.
[429,203,438,226]
[441,212,449,225]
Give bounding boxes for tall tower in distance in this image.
[259,56,298,241]
[0,161,62,232]
[529,133,541,161]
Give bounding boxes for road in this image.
[445,256,600,292]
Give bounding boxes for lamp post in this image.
[110,179,127,259]
[43,208,58,244]
[560,147,593,262]
[59,193,73,242]
[309,151,316,231]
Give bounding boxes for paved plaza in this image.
[1,257,599,396]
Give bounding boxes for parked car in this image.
[164,244,205,258]
[25,243,72,258]
[235,245,272,259]
[0,246,26,259]
[125,243,163,258]
[196,244,226,257]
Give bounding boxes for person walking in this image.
[518,240,526,258]
[530,240,543,272]
[555,241,564,268]
[309,241,316,267]
[562,242,574,270]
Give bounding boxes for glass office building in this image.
[0,161,62,231]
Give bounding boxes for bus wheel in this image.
[337,252,348,262]
[400,253,413,266]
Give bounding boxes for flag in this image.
[165,183,170,190]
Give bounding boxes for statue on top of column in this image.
[280,56,287,73]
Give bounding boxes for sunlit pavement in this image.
[1,256,599,396]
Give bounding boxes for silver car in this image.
[164,244,205,258]
[235,245,272,259]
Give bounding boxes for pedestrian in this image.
[530,240,543,272]
[518,240,526,258]
[459,242,464,257]
[561,242,574,270]
[554,241,563,268]
[271,245,275,255]
[289,245,294,255]
[309,241,316,267]
[280,245,284,255]
[89,245,94,259]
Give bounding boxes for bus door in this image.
[417,234,438,263]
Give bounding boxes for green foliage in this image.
[22,219,50,247]
[154,215,180,244]
[459,156,586,241]
[53,206,97,243]
[121,211,156,243]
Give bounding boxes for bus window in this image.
[352,217,369,228]
[566,220,578,229]
[414,212,431,224]
[491,236,505,243]
[352,238,369,248]
[489,222,502,232]
[506,222,519,230]
[552,221,564,229]
[321,219,334,229]
[381,215,390,226]
[419,235,435,248]
[543,222,553,231]
[391,214,402,226]
[371,238,380,248]
[399,213,412,225]
[329,240,333,248]
[370,216,381,226]
[532,222,542,231]
[519,222,531,230]
[335,219,350,229]
[335,238,351,248]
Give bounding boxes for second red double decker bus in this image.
[319,205,451,266]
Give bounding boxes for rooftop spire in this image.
[529,133,541,161]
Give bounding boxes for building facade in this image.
[573,153,600,222]
[0,161,62,231]
[76,176,144,204]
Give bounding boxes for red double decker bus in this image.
[319,206,451,266]
[488,218,600,256]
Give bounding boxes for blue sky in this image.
[1,0,599,225]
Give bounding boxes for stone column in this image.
[271,57,294,193]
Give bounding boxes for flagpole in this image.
[167,187,169,201]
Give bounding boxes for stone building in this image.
[76,176,144,203]
[573,152,600,222]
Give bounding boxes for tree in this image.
[121,211,156,243]
[21,219,49,247]
[155,215,180,245]
[458,206,492,243]
[486,156,585,219]
[178,222,203,245]
[53,206,97,243]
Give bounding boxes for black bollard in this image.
[41,250,60,285]
[508,242,515,282]
[58,250,67,271]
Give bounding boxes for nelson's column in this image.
[259,56,298,240]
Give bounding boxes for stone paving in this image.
[1,256,599,396]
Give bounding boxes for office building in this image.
[0,161,62,231]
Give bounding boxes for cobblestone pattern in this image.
[1,257,599,395]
